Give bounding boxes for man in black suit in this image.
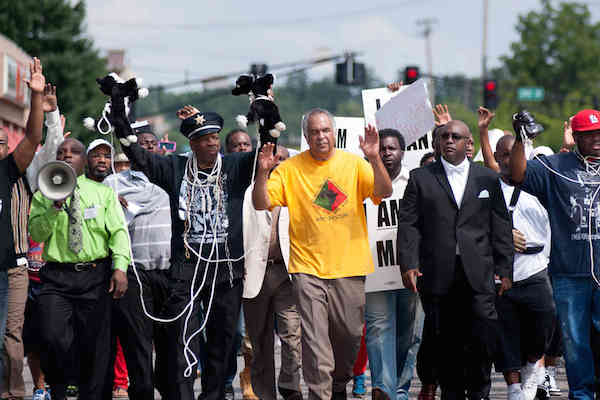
[397,120,513,400]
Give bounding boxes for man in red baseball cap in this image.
[510,109,600,399]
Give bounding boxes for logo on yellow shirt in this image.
[314,179,347,212]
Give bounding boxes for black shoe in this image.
[279,387,303,400]
[225,385,235,400]
[332,389,347,400]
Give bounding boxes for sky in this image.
[83,0,600,90]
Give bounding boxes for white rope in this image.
[520,128,600,287]
[97,103,113,135]
[105,139,264,379]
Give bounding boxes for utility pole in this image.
[482,0,488,81]
[417,18,437,103]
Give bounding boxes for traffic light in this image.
[335,57,366,86]
[404,66,420,84]
[250,63,268,76]
[483,79,498,109]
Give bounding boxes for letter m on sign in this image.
[337,129,347,149]
[376,240,395,267]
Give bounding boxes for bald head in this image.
[494,134,516,178]
[496,135,515,153]
[439,120,471,165]
[59,138,85,153]
[445,120,470,135]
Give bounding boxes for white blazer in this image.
[242,184,290,299]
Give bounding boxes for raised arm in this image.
[360,125,392,198]
[252,143,278,210]
[477,106,500,173]
[13,57,45,173]
[509,136,528,184]
[27,84,64,191]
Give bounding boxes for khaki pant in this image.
[244,262,302,400]
[292,274,365,400]
[1,266,28,398]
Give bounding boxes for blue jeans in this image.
[0,270,8,382]
[552,276,600,400]
[365,289,423,400]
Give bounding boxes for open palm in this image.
[24,57,45,93]
[360,125,380,158]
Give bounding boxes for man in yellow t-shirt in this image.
[253,108,392,400]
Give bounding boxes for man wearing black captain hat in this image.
[118,105,256,400]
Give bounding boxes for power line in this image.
[151,52,360,91]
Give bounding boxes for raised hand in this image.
[562,116,575,151]
[42,84,57,112]
[433,104,452,126]
[387,81,403,92]
[359,124,380,159]
[176,105,200,120]
[477,106,495,130]
[24,57,45,94]
[257,143,278,173]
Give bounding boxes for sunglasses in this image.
[439,132,468,141]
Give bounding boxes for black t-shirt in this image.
[122,144,254,283]
[0,155,22,268]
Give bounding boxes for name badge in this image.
[84,206,99,220]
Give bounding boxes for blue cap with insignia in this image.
[180,111,224,139]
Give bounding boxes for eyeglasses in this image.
[439,133,468,141]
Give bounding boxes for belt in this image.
[521,246,544,255]
[267,259,284,266]
[8,256,28,270]
[49,258,110,272]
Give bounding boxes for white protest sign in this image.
[362,85,434,292]
[300,116,365,156]
[374,79,434,148]
[361,87,398,127]
[364,190,406,292]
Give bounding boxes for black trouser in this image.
[494,270,556,373]
[420,257,497,400]
[104,269,170,400]
[38,260,112,400]
[163,262,243,400]
[416,308,438,386]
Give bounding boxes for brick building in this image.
[0,33,33,152]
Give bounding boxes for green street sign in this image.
[517,87,544,102]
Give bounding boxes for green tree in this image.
[489,0,600,151]
[0,0,107,144]
[502,0,600,107]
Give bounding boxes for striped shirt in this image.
[11,177,30,258]
[104,169,171,271]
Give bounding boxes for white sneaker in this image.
[545,366,561,396]
[521,362,543,400]
[508,384,525,400]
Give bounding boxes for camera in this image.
[512,110,544,140]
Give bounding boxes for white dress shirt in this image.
[441,156,470,254]
[440,156,470,208]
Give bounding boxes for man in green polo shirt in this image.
[29,137,130,400]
